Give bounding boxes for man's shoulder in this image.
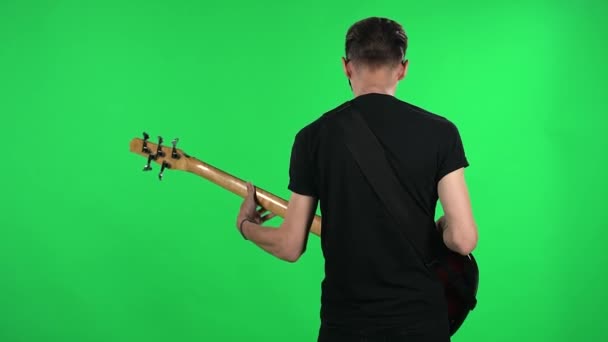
[395,99,463,139]
[398,99,454,125]
[295,100,352,138]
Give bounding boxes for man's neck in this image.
[354,86,396,97]
[350,67,399,97]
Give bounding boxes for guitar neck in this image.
[185,155,322,235]
[129,138,321,236]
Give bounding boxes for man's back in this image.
[288,93,469,331]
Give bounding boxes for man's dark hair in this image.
[345,17,408,68]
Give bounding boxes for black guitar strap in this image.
[336,104,479,329]
[335,104,440,268]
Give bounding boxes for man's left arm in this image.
[236,182,318,262]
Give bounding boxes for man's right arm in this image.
[437,167,478,255]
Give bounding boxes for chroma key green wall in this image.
[1,0,606,341]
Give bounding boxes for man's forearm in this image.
[242,221,291,261]
[437,215,476,255]
[437,215,459,253]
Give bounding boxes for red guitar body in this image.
[435,252,479,335]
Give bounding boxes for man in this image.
[236,17,478,342]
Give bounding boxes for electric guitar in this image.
[129,133,478,336]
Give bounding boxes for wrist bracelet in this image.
[239,218,252,240]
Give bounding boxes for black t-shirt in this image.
[288,93,469,329]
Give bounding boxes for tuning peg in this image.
[143,153,156,171]
[171,138,180,159]
[156,136,165,157]
[142,132,151,153]
[159,161,170,180]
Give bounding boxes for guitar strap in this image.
[336,103,442,268]
[336,103,478,311]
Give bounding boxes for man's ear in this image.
[342,57,351,79]
[398,59,409,80]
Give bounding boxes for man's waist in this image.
[320,288,446,325]
[320,304,447,330]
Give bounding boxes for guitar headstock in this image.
[129,132,191,180]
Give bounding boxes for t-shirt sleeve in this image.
[288,129,318,197]
[436,122,469,182]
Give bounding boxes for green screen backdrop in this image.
[1,0,607,341]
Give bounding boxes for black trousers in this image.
[317,319,450,342]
